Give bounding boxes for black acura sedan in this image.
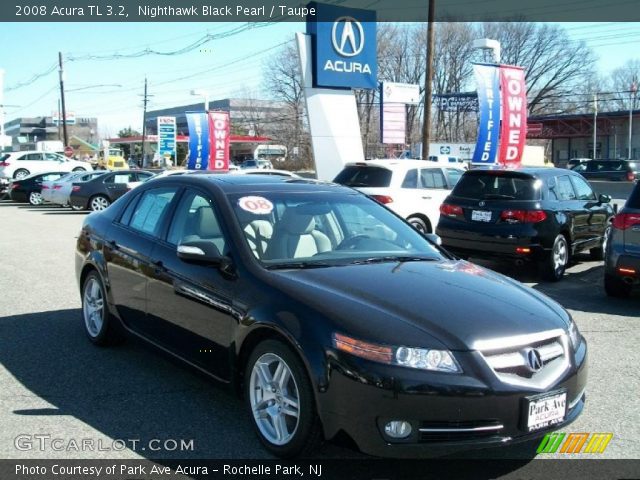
[76,174,587,458]
[436,168,614,281]
[69,170,154,211]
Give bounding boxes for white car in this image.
[334,159,465,233]
[42,171,106,207]
[0,151,93,180]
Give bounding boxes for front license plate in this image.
[526,391,567,432]
[471,210,492,222]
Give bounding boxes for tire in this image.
[13,169,29,180]
[71,204,84,211]
[604,273,632,298]
[72,167,86,172]
[539,234,570,282]
[407,216,430,234]
[28,191,43,206]
[81,271,123,345]
[244,339,322,458]
[89,195,110,211]
[590,226,610,261]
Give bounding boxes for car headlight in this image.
[568,320,581,350]
[333,333,461,373]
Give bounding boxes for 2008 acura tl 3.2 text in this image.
[75,174,587,458]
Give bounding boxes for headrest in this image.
[280,208,316,235]
[197,207,221,237]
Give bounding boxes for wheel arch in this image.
[406,213,433,233]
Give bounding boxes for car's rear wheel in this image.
[71,204,84,211]
[73,167,86,172]
[89,195,110,211]
[14,169,29,180]
[81,271,122,345]
[408,216,430,234]
[604,273,632,298]
[28,191,43,205]
[245,339,322,458]
[540,234,569,281]
[590,226,610,261]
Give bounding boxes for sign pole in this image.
[421,0,436,159]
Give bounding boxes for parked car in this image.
[44,171,108,208]
[76,174,586,458]
[567,158,590,169]
[334,160,464,233]
[0,151,92,180]
[604,181,640,297]
[571,159,639,182]
[436,168,614,281]
[241,159,259,169]
[8,171,67,205]
[69,170,154,211]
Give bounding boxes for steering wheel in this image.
[336,234,371,250]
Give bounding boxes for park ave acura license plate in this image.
[471,210,492,222]
[526,391,567,432]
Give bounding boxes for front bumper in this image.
[318,340,587,458]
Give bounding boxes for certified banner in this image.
[208,111,230,171]
[472,64,500,165]
[498,66,527,168]
[186,113,210,170]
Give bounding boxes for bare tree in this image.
[609,59,640,111]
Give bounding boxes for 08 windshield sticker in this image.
[238,196,274,215]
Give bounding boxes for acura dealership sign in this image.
[307,3,377,89]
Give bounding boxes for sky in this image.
[1,21,639,138]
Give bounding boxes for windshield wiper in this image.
[348,256,439,265]
[265,261,335,270]
[482,193,516,200]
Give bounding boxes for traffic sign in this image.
[64,146,74,158]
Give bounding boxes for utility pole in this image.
[140,77,149,167]
[592,93,597,159]
[421,0,435,159]
[58,52,69,146]
[57,98,62,141]
[629,77,637,159]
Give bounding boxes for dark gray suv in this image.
[604,182,640,297]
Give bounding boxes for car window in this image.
[136,172,154,181]
[452,173,541,200]
[42,173,63,181]
[23,153,43,161]
[446,169,463,187]
[120,194,140,226]
[44,153,64,162]
[128,187,177,237]
[627,184,640,209]
[333,166,392,188]
[401,169,418,188]
[105,173,135,184]
[572,163,587,172]
[167,190,226,253]
[555,175,577,201]
[570,176,596,201]
[420,169,447,189]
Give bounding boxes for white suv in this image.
[334,159,465,233]
[0,151,92,180]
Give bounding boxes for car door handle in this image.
[422,196,432,200]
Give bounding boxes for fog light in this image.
[384,421,412,439]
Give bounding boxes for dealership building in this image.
[3,115,98,151]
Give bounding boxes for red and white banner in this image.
[498,66,527,168]
[208,111,230,171]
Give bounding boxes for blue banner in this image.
[307,3,377,89]
[186,113,210,170]
[472,64,500,164]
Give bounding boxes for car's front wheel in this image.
[245,339,322,458]
[89,195,110,211]
[604,273,632,298]
[28,191,43,205]
[540,234,569,281]
[81,271,122,345]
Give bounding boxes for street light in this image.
[190,89,209,112]
[472,38,501,64]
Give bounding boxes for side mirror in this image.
[425,233,442,246]
[598,194,611,204]
[177,240,224,265]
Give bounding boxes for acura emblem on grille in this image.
[525,348,543,372]
[479,201,486,207]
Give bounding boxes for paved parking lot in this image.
[0,200,638,461]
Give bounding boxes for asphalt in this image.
[0,201,638,464]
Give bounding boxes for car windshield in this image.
[229,191,443,268]
[452,173,542,200]
[333,165,393,188]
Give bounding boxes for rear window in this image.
[333,165,392,188]
[452,173,541,200]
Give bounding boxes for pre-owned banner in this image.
[498,66,527,168]
[472,64,500,165]
[208,111,230,171]
[186,113,210,170]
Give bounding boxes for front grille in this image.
[113,161,125,167]
[418,420,503,442]
[477,330,570,389]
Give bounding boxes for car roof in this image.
[347,159,463,170]
[464,167,574,178]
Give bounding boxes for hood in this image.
[269,259,570,351]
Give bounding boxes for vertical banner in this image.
[208,111,230,171]
[498,66,527,168]
[472,64,500,165]
[380,104,406,144]
[186,113,210,170]
[157,116,176,157]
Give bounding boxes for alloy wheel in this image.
[83,277,104,338]
[249,353,300,446]
[90,196,110,211]
[553,236,568,271]
[29,192,43,205]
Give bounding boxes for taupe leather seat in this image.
[265,208,331,260]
